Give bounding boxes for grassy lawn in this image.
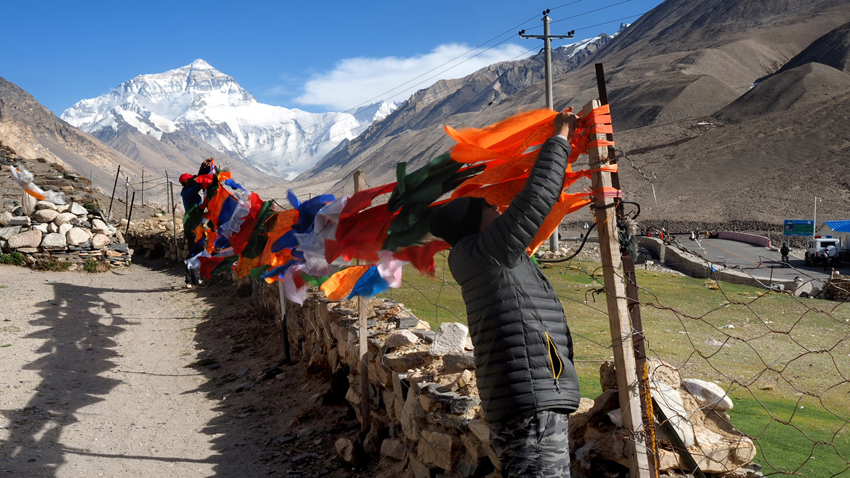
[383,252,850,476]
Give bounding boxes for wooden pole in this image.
[595,63,659,477]
[585,97,652,478]
[107,165,121,221]
[353,170,371,434]
[125,191,136,236]
[277,281,291,363]
[170,181,178,256]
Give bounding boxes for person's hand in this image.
[553,110,577,140]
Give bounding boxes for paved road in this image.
[671,237,836,283]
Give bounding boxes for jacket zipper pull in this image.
[555,380,561,393]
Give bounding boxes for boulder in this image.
[335,437,358,466]
[66,227,90,246]
[41,232,67,250]
[417,429,458,470]
[429,322,469,356]
[681,378,733,411]
[0,226,22,241]
[69,202,88,216]
[91,234,110,250]
[380,437,408,461]
[443,351,475,373]
[35,200,57,210]
[8,216,31,226]
[58,223,73,236]
[651,381,695,448]
[47,223,58,233]
[8,230,43,249]
[385,329,419,349]
[91,219,109,235]
[53,212,77,226]
[32,223,49,233]
[32,209,60,223]
[0,211,12,226]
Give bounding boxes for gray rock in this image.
[0,226,22,241]
[32,209,60,223]
[35,200,57,210]
[650,381,695,448]
[32,223,49,233]
[8,216,31,226]
[11,206,25,217]
[53,212,77,226]
[41,232,67,250]
[412,329,436,343]
[442,351,475,373]
[8,230,43,249]
[110,243,129,253]
[681,378,733,411]
[449,395,480,415]
[386,330,419,349]
[69,202,88,216]
[429,322,469,356]
[66,227,90,246]
[0,211,12,226]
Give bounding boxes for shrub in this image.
[83,258,101,273]
[0,252,26,266]
[35,259,71,272]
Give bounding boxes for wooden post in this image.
[353,170,371,434]
[277,281,291,363]
[107,165,121,221]
[125,191,136,236]
[170,181,178,256]
[595,63,659,477]
[585,98,652,478]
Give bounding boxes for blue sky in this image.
[2,0,664,115]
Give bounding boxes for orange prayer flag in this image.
[321,265,371,301]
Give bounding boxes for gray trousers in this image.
[490,410,571,477]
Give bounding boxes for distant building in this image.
[822,221,850,258]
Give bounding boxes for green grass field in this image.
[383,253,850,476]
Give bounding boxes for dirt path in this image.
[0,262,361,478]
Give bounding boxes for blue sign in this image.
[784,219,814,236]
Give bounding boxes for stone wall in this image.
[129,232,763,477]
[257,281,763,478]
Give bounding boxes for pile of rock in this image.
[571,360,761,477]
[817,272,850,301]
[0,199,132,269]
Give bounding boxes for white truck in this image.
[804,236,841,266]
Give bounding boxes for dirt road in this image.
[0,262,356,478]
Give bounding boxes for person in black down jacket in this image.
[429,111,579,477]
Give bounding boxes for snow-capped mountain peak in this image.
[61,60,397,179]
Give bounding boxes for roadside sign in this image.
[784,219,814,236]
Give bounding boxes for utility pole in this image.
[520,11,574,252]
[141,168,145,207]
[813,196,822,236]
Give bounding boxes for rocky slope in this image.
[282,0,850,228]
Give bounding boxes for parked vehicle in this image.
[805,236,841,266]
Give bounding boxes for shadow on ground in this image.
[183,274,364,477]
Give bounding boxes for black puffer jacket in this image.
[447,136,580,424]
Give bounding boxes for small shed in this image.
[823,221,850,253]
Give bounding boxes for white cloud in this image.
[295,43,532,111]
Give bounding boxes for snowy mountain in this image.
[62,59,398,180]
